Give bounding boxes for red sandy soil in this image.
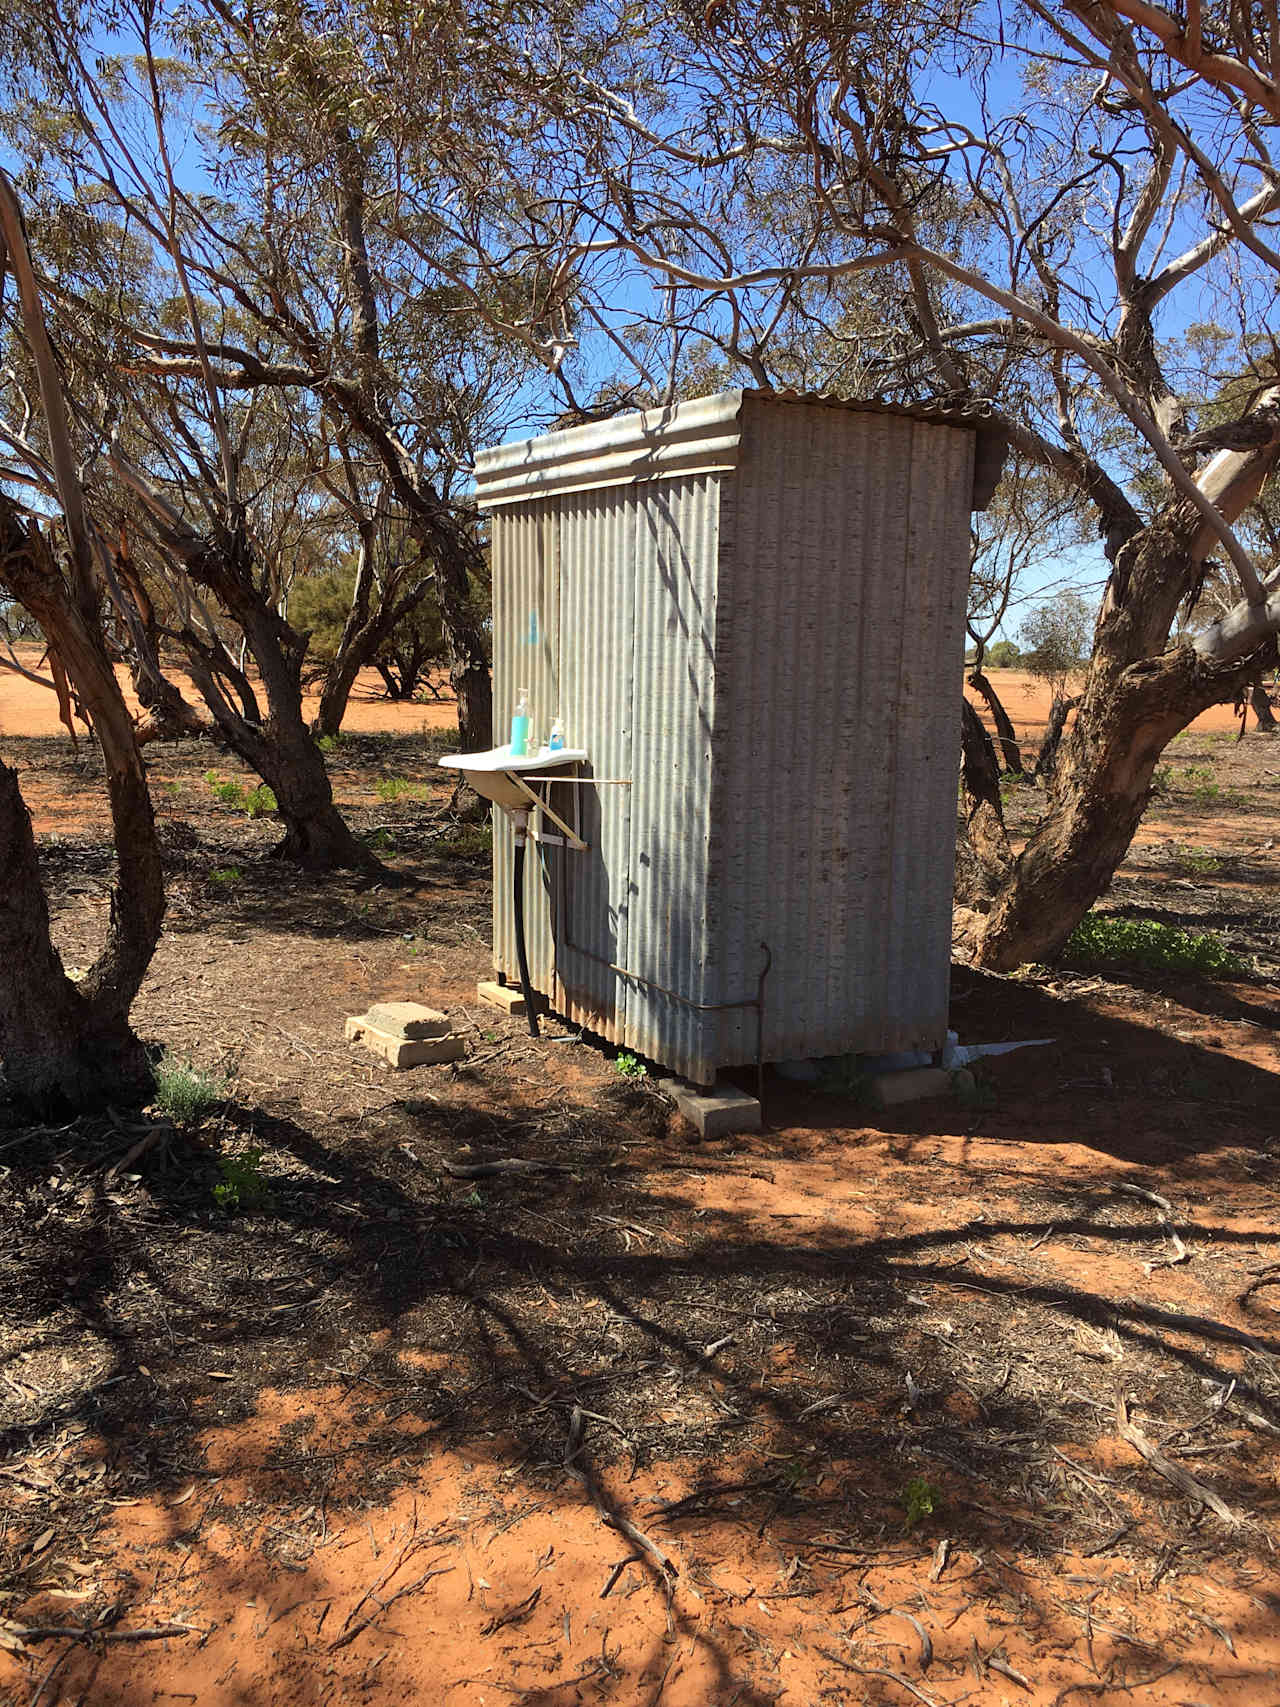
[0,646,457,740]
[2,659,1279,1707]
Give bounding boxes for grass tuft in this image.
[376,777,430,803]
[153,1054,227,1125]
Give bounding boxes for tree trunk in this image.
[959,696,1011,891]
[0,763,148,1113]
[1035,694,1079,782]
[974,643,1259,971]
[0,180,164,1114]
[312,521,374,740]
[181,603,382,873]
[971,398,1280,972]
[0,514,164,1112]
[1250,674,1277,730]
[313,647,367,740]
[313,573,435,737]
[109,547,208,743]
[966,669,1023,773]
[430,535,491,751]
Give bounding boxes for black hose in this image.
[512,837,540,1038]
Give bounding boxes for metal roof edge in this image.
[475,387,1006,511]
[474,391,748,510]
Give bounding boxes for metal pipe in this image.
[511,810,540,1038]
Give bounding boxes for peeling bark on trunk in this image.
[0,175,163,1112]
[967,669,1023,773]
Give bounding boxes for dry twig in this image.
[564,1406,677,1579]
[1115,1396,1241,1526]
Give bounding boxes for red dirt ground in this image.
[1,659,1279,1706]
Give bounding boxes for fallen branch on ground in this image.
[564,1406,677,1579]
[1115,1396,1241,1526]
[813,1648,942,1706]
[443,1157,571,1178]
[1,1621,199,1649]
[1115,1183,1190,1273]
[103,1124,174,1180]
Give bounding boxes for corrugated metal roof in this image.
[475,387,1006,512]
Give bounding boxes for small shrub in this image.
[205,770,246,809]
[1065,913,1247,978]
[1173,844,1221,878]
[614,1051,645,1078]
[209,866,242,886]
[365,828,397,853]
[154,1054,226,1125]
[205,773,276,817]
[902,1476,942,1533]
[315,733,342,754]
[1150,766,1173,796]
[213,1147,270,1214]
[376,777,429,803]
[436,825,492,860]
[243,784,277,818]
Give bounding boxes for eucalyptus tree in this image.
[7,0,553,756]
[0,172,163,1112]
[516,0,1280,968]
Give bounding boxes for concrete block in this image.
[477,979,526,1016]
[870,1065,952,1106]
[365,1001,451,1040]
[346,1014,466,1069]
[670,1082,762,1140]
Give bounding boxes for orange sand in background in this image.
[1,652,1246,746]
[964,666,1242,747]
[0,645,457,739]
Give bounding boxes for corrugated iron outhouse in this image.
[472,389,1004,1086]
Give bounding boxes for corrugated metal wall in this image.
[490,501,560,1016]
[487,395,976,1085]
[491,478,723,1081]
[707,400,975,1067]
[617,477,720,1074]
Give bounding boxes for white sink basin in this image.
[438,745,589,810]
